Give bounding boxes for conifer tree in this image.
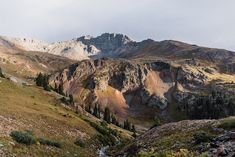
[58,84,64,95]
[54,83,58,92]
[97,104,101,118]
[131,124,136,133]
[0,68,4,78]
[85,105,92,114]
[35,73,43,86]
[124,119,131,130]
[42,74,50,91]
[93,104,98,117]
[69,94,74,105]
[111,114,117,125]
[104,107,111,123]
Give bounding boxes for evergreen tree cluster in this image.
[123,119,136,132]
[85,105,136,132]
[183,91,235,119]
[54,83,65,96]
[35,73,75,106]
[35,73,50,91]
[60,94,74,106]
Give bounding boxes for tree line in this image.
[85,104,136,133]
[183,90,235,119]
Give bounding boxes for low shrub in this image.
[89,121,109,135]
[38,138,62,148]
[10,130,62,148]
[60,97,69,105]
[74,139,85,147]
[10,131,36,145]
[193,132,214,144]
[100,121,108,127]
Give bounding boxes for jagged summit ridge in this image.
[1,33,235,64]
[0,33,134,60]
[0,36,49,52]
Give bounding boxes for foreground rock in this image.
[113,118,235,156]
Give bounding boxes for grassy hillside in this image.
[0,77,132,157]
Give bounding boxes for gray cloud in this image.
[0,0,235,50]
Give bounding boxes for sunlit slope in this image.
[0,78,99,157]
[0,45,74,80]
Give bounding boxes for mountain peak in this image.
[77,33,133,44]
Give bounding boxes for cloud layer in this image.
[1,0,235,50]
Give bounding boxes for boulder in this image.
[228,131,235,139]
[217,145,228,156]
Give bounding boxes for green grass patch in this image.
[193,132,214,144]
[219,118,235,130]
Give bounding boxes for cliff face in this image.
[49,58,207,122]
[48,56,235,126]
[50,59,175,119]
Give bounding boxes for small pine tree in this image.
[124,119,131,131]
[54,83,58,92]
[97,104,101,118]
[35,73,43,86]
[85,105,92,114]
[131,124,136,133]
[111,114,117,125]
[69,94,74,105]
[35,73,50,91]
[228,99,235,115]
[104,107,111,123]
[43,74,50,91]
[58,84,65,95]
[93,104,98,117]
[0,68,5,78]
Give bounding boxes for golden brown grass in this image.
[0,78,99,157]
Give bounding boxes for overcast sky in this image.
[1,0,235,50]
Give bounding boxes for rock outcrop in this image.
[49,58,179,119]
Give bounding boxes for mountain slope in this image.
[0,33,235,156]
[0,77,97,156]
[48,57,235,129]
[0,75,132,157]
[117,117,235,156]
[2,33,234,70]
